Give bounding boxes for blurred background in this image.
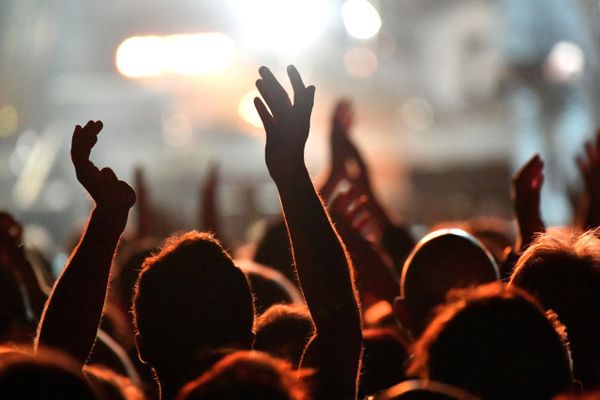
[0,0,599,263]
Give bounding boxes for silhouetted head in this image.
[367,379,481,400]
[253,218,296,285]
[236,260,303,314]
[0,347,97,399]
[510,228,600,389]
[84,364,145,400]
[132,231,255,370]
[254,304,313,368]
[396,229,499,338]
[175,350,309,400]
[409,283,573,400]
[360,328,409,398]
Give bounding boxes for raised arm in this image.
[35,121,135,366]
[512,154,545,252]
[254,66,362,399]
[576,130,600,230]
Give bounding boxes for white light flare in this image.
[116,33,235,78]
[545,41,585,83]
[234,0,331,53]
[342,0,382,40]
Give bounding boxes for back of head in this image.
[132,231,255,367]
[236,260,303,314]
[360,328,409,398]
[409,283,573,400]
[175,350,309,400]
[510,228,600,388]
[254,304,313,368]
[399,229,499,336]
[367,379,482,400]
[253,218,297,285]
[0,347,97,399]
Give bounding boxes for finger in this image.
[259,66,291,110]
[287,65,306,107]
[254,97,275,131]
[256,79,286,118]
[100,167,118,182]
[303,85,316,120]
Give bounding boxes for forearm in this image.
[36,207,127,364]
[275,164,361,334]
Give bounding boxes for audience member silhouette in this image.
[510,228,600,389]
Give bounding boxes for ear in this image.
[393,296,413,340]
[134,332,149,364]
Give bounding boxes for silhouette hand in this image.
[512,154,545,249]
[254,65,315,183]
[71,121,136,212]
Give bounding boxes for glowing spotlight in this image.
[116,36,166,78]
[545,41,585,83]
[116,33,235,78]
[0,105,19,138]
[344,47,378,78]
[165,33,235,75]
[238,90,264,129]
[235,0,331,53]
[342,0,382,40]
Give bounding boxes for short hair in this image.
[132,231,255,365]
[0,347,97,399]
[409,283,573,400]
[399,229,499,336]
[254,304,313,368]
[510,228,600,388]
[175,350,309,400]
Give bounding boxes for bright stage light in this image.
[234,0,331,53]
[116,36,166,78]
[545,41,585,83]
[116,33,235,78]
[342,0,382,40]
[238,90,264,129]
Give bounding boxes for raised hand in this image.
[576,130,600,229]
[254,65,315,183]
[71,121,135,212]
[512,154,545,251]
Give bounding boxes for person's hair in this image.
[175,350,309,400]
[254,304,313,368]
[510,228,600,388]
[132,231,255,366]
[399,229,499,336]
[235,260,303,314]
[0,347,97,399]
[409,283,573,400]
[84,364,145,400]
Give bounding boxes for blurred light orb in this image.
[344,47,378,78]
[116,33,235,78]
[545,41,585,83]
[116,36,165,78]
[401,98,434,131]
[236,0,330,52]
[238,90,264,129]
[342,0,382,40]
[0,105,19,138]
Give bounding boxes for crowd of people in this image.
[0,65,599,399]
